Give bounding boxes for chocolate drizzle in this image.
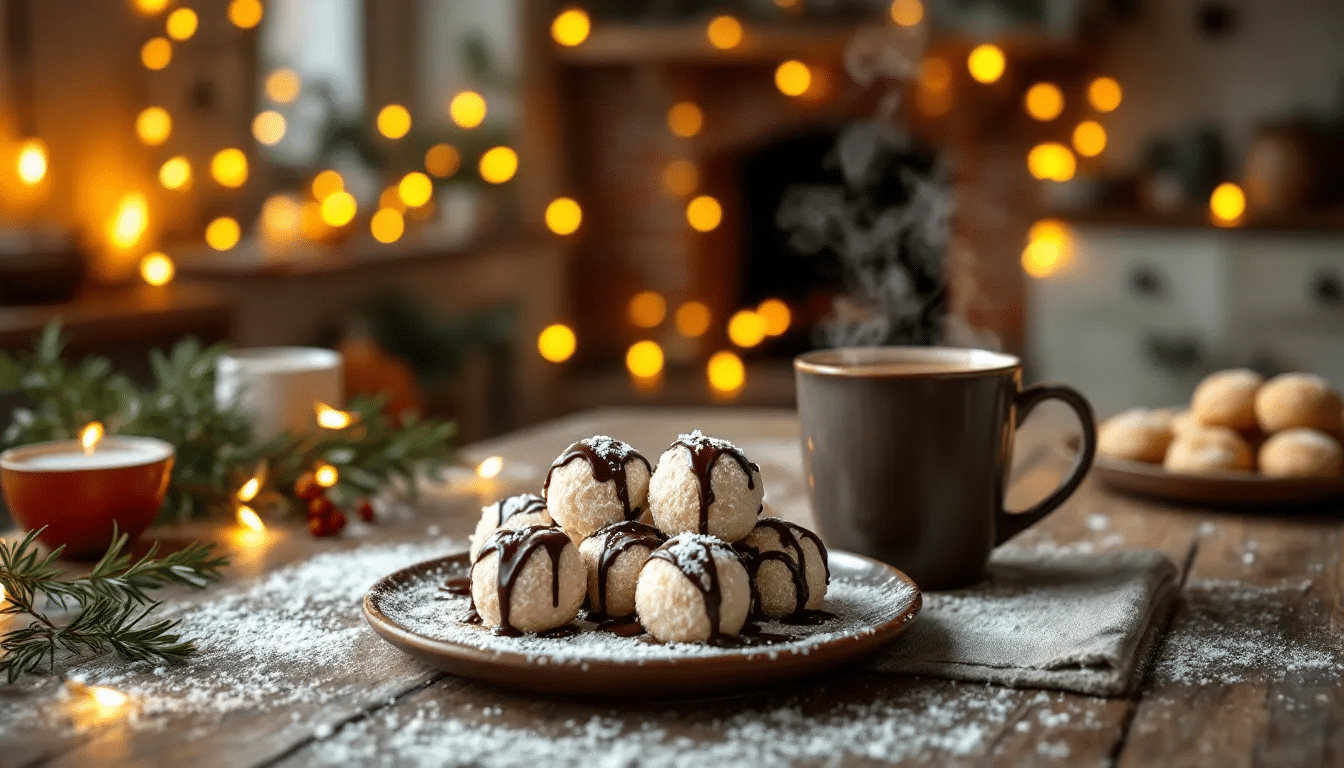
[544,436,652,522]
[670,431,759,534]
[440,577,472,596]
[735,518,832,622]
[649,534,742,645]
[487,493,548,527]
[589,521,665,617]
[474,525,572,636]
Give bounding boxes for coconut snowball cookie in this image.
[1255,373,1344,435]
[468,493,553,560]
[1163,426,1254,474]
[648,431,764,542]
[1258,429,1344,479]
[578,520,665,618]
[543,435,653,541]
[1190,368,1264,432]
[736,517,829,620]
[1098,409,1175,464]
[470,525,586,635]
[635,534,751,644]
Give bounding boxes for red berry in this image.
[325,510,348,535]
[308,516,328,537]
[295,472,322,500]
[308,495,334,518]
[357,500,376,523]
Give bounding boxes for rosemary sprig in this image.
[0,528,227,681]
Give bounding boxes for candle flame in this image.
[80,422,105,455]
[237,477,261,503]
[314,464,339,488]
[476,456,504,479]
[314,402,354,429]
[89,687,129,709]
[237,505,266,533]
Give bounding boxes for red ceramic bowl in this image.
[1,437,175,558]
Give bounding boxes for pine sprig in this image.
[0,528,226,681]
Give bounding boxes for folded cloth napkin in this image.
[864,548,1179,697]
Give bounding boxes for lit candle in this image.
[0,431,175,558]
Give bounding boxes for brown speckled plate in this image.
[1093,452,1344,507]
[363,550,920,697]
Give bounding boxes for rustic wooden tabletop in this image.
[2,406,1341,767]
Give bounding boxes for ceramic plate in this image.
[364,550,920,697]
[1093,452,1344,507]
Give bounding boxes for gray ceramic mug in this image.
[795,346,1096,590]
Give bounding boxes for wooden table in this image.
[2,407,1342,767]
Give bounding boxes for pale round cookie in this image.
[1163,426,1254,474]
[1170,409,1202,437]
[1257,429,1344,479]
[470,525,586,634]
[648,431,764,542]
[635,534,751,644]
[578,521,665,618]
[543,435,652,542]
[1255,373,1344,434]
[468,493,552,560]
[1098,409,1175,464]
[1190,369,1264,432]
[736,517,829,619]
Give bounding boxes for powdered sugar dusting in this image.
[651,533,732,590]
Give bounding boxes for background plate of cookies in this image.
[1093,370,1344,507]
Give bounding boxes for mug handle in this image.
[994,383,1097,546]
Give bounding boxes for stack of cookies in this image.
[1099,370,1344,478]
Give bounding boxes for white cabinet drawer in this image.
[1233,236,1344,321]
[1238,328,1344,392]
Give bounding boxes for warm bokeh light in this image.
[314,463,339,488]
[237,505,266,533]
[774,60,812,96]
[1027,142,1076,182]
[135,106,172,146]
[424,144,460,178]
[133,0,170,15]
[1088,77,1122,113]
[211,148,248,188]
[537,324,577,363]
[890,0,924,26]
[398,172,433,207]
[727,309,767,348]
[252,110,286,146]
[551,8,591,47]
[378,186,407,213]
[675,301,711,337]
[376,104,412,139]
[370,208,405,243]
[686,195,722,232]
[80,421,104,453]
[261,194,302,241]
[707,350,745,397]
[315,402,354,429]
[88,687,129,709]
[320,191,357,227]
[158,156,191,190]
[667,102,703,138]
[628,291,667,329]
[1021,218,1073,278]
[265,68,301,104]
[706,15,743,49]
[228,0,263,29]
[1210,182,1245,226]
[109,193,147,250]
[919,56,951,91]
[139,252,175,286]
[545,197,583,235]
[967,43,1005,84]
[1073,120,1107,157]
[661,159,698,197]
[449,91,487,128]
[237,473,262,502]
[1024,82,1063,121]
[757,298,791,336]
[311,169,344,200]
[16,139,46,185]
[476,456,504,479]
[141,37,172,70]
[626,340,665,379]
[479,146,518,184]
[206,216,241,251]
[166,7,198,40]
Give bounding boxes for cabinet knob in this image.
[1310,271,1342,307]
[1145,332,1203,372]
[1129,266,1164,298]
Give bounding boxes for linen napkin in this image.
[864,548,1179,697]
